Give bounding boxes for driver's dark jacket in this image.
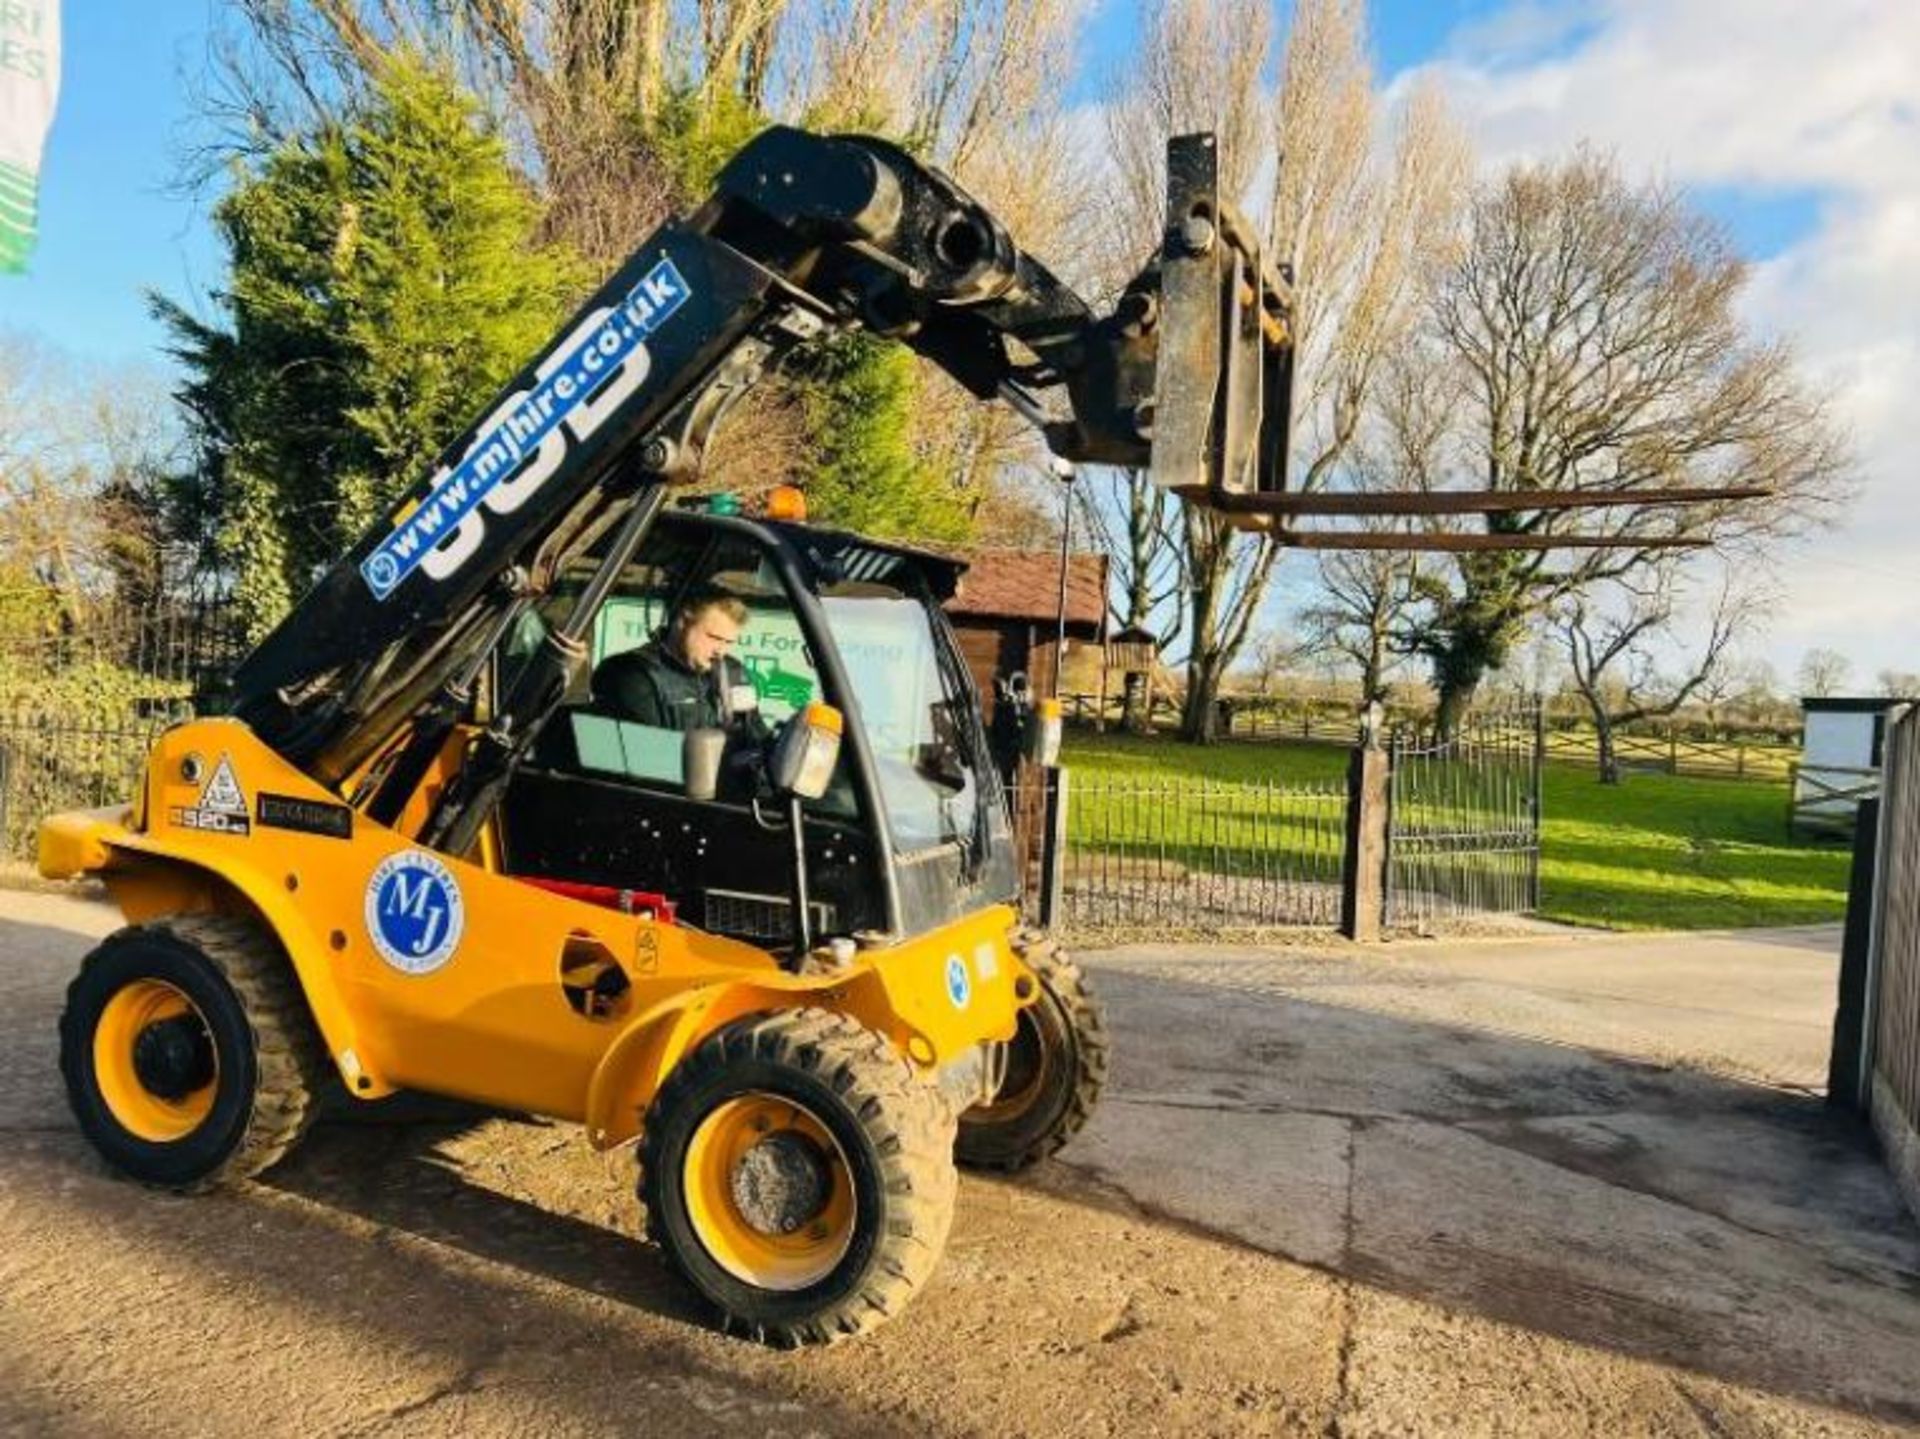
[592,638,766,738]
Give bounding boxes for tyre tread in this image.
[64,914,327,1191]
[956,927,1109,1172]
[637,1008,956,1347]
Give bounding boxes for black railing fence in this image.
[0,716,170,856]
[3,592,245,701]
[3,594,1542,937]
[1016,771,1350,933]
[1010,708,1543,938]
[1,592,242,858]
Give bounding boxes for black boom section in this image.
[226,126,1165,758]
[232,226,786,715]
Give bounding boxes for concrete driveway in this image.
[2,890,1917,1436]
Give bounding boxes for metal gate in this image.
[1385,706,1544,928]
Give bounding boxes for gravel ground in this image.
[3,889,1917,1436]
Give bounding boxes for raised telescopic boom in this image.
[229,125,1753,782]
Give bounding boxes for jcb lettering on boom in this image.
[361,257,692,601]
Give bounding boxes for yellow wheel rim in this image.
[682,1093,855,1291]
[92,979,219,1142]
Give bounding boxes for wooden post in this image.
[1038,766,1069,930]
[1340,739,1391,941]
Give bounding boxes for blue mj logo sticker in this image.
[945,953,972,1010]
[364,850,466,975]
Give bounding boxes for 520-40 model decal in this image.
[361,257,692,602]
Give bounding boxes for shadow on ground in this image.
[5,899,1919,1433]
[244,961,1920,1427]
[1054,963,1920,1427]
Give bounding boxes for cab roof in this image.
[663,509,967,602]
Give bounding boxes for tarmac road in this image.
[3,889,1918,1437]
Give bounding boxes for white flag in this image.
[0,0,59,275]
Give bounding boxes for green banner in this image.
[0,159,37,273]
[0,0,58,274]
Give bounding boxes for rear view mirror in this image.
[769,703,844,800]
[683,727,726,802]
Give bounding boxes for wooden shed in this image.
[1793,696,1915,833]
[943,549,1108,711]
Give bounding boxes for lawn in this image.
[1062,731,1852,931]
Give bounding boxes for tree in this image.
[1692,650,1750,730]
[1242,628,1311,699]
[160,58,585,637]
[1879,669,1920,699]
[1098,0,1469,743]
[798,334,973,541]
[212,0,1090,547]
[0,338,180,627]
[1075,469,1185,731]
[1396,152,1849,734]
[1298,549,1422,711]
[1797,648,1853,699]
[1555,566,1753,783]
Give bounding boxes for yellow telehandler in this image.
[41,126,1738,1344]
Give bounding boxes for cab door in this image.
[496,520,883,947]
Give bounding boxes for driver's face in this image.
[678,604,742,672]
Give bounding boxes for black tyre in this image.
[638,1009,957,1347]
[956,930,1108,1171]
[59,915,327,1191]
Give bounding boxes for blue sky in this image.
[2,0,220,359]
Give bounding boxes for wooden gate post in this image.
[1037,765,1069,931]
[1340,736,1391,941]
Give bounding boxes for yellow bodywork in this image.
[40,718,1033,1148]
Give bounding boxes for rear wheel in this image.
[639,1009,956,1347]
[60,915,327,1191]
[957,930,1108,1171]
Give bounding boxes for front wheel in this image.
[59,915,327,1191]
[956,930,1108,1171]
[638,1009,957,1347]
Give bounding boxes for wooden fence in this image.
[1061,692,1798,782]
[1792,763,1882,835]
[1863,704,1920,1225]
[1542,726,1795,782]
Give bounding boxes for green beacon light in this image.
[707,493,741,517]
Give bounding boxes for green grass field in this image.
[1063,731,1851,931]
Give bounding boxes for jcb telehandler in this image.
[40,127,1743,1344]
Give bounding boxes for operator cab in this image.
[495,511,1016,953]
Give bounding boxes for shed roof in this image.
[1802,696,1916,714]
[946,549,1108,640]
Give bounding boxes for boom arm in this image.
[231,127,1171,764]
[228,125,1750,781]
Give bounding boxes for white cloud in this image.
[1403,0,1920,689]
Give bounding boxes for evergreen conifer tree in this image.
[159,58,585,635]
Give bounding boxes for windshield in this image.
[822,584,982,854]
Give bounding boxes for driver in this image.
[592,585,768,738]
